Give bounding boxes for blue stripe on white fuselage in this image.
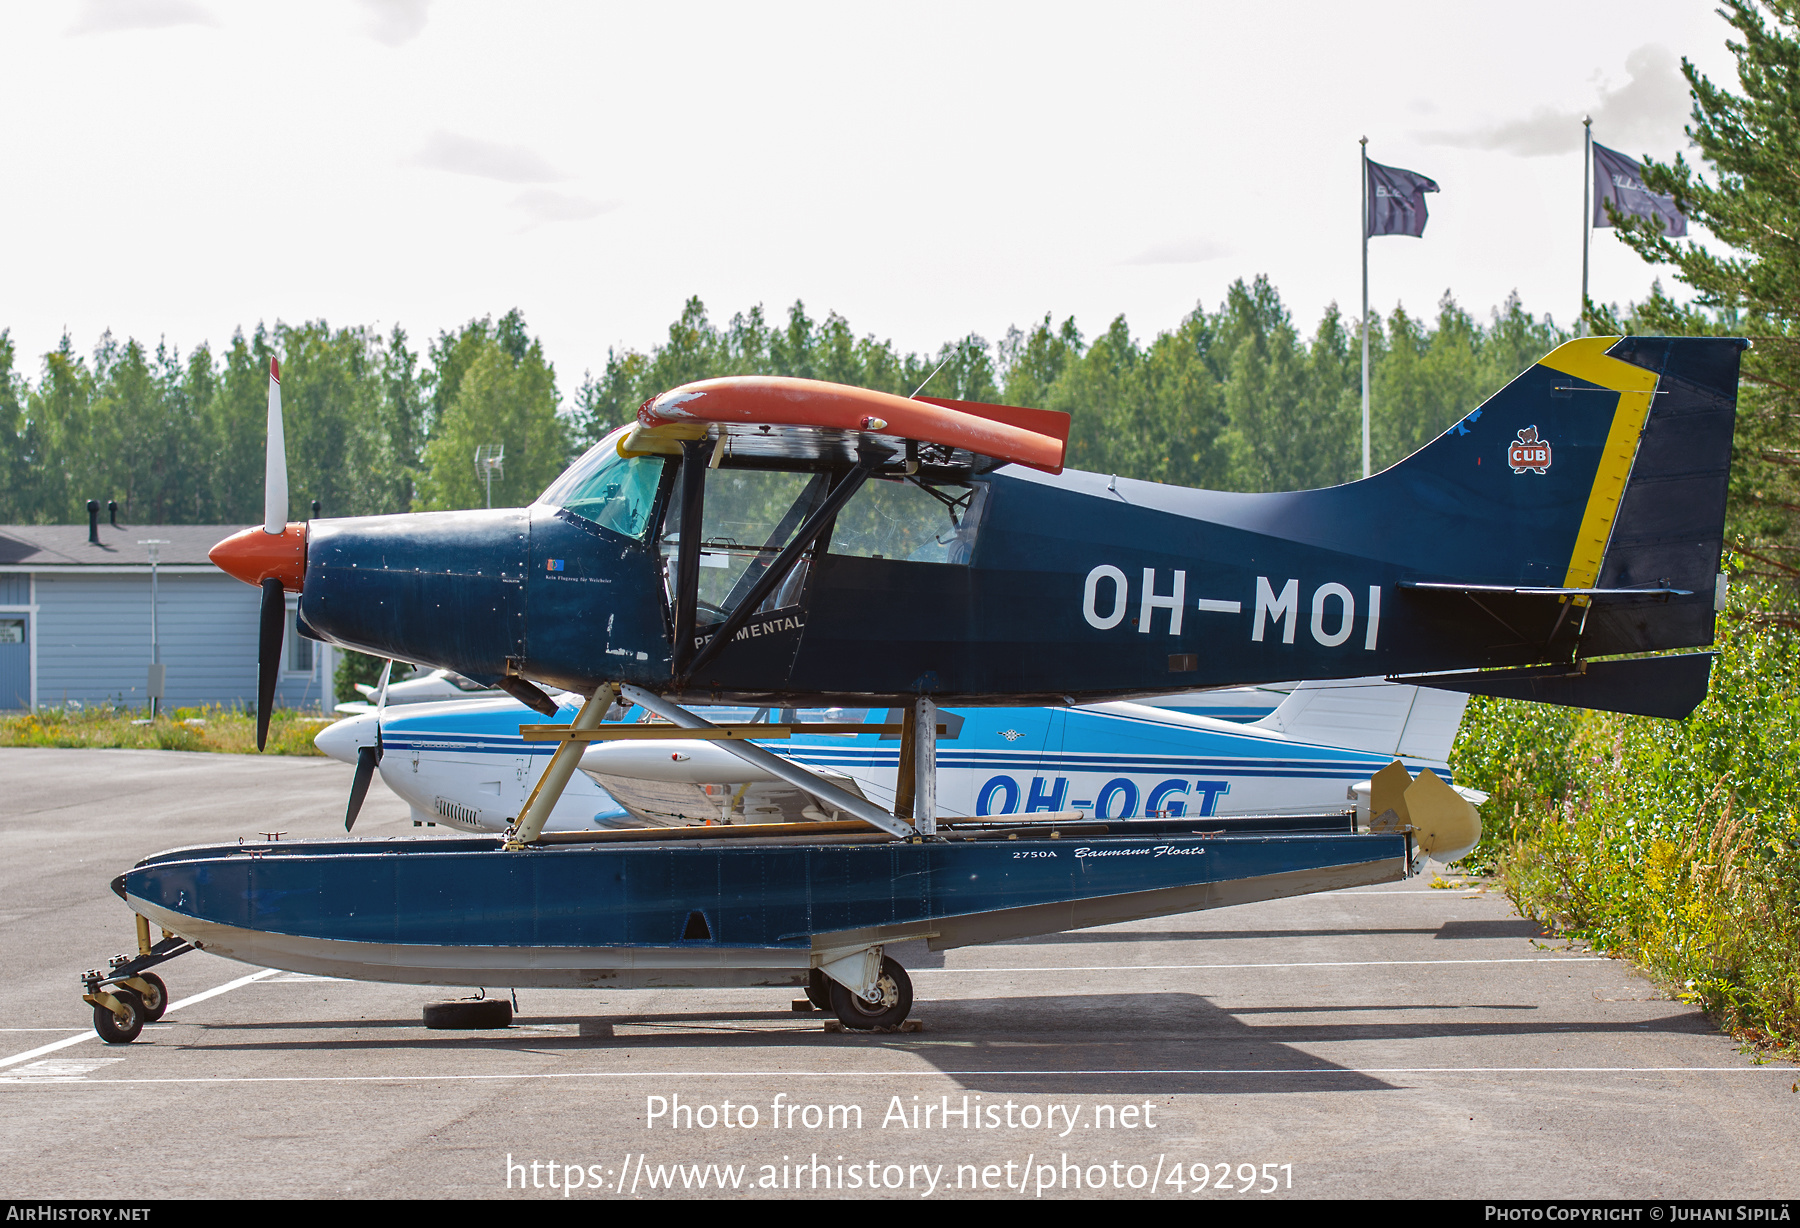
[377,700,1436,811]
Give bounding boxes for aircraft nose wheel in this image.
[82,920,195,1045]
[828,956,913,1031]
[130,973,168,1022]
[92,989,146,1045]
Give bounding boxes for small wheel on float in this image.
[132,973,169,1022]
[827,956,912,1031]
[93,989,146,1045]
[805,969,832,1012]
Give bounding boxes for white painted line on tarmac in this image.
[0,1030,115,1071]
[164,968,282,1011]
[0,968,280,1070]
[0,1056,124,1083]
[924,957,1609,974]
[12,1065,1796,1089]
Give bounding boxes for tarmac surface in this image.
[2,745,1796,1201]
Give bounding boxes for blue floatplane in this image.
[85,337,1742,1039]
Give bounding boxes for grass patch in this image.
[0,703,329,756]
[1449,574,1800,1055]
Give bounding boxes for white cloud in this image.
[357,0,429,47]
[511,189,619,224]
[1419,44,1690,156]
[67,0,217,35]
[408,131,564,183]
[1123,236,1229,265]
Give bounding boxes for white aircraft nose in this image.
[314,711,379,764]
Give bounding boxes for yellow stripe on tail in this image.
[1536,337,1660,604]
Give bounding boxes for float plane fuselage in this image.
[214,336,1738,717]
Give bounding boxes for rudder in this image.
[1581,336,1743,654]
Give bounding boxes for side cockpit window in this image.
[827,478,984,564]
[538,430,667,540]
[660,468,831,621]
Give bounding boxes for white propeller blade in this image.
[263,357,288,535]
[375,659,394,715]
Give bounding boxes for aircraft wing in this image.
[632,375,1070,474]
[582,763,870,826]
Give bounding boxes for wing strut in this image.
[619,683,921,840]
[680,446,888,684]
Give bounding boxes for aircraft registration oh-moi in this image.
[87,336,1741,1039]
[311,676,1471,833]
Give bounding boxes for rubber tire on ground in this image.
[423,999,514,1029]
[93,989,146,1045]
[805,969,832,1012]
[827,956,913,1031]
[134,973,169,1022]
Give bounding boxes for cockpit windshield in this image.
[537,427,667,540]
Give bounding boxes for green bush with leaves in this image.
[1450,576,1800,1048]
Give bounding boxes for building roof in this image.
[0,523,241,568]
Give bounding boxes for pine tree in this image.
[1610,0,1800,610]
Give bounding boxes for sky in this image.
[0,0,1746,392]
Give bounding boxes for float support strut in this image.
[619,683,918,840]
[508,684,616,847]
[914,696,937,836]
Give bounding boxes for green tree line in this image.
[0,309,569,524]
[1,279,1610,528]
[573,284,1582,493]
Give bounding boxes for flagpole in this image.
[1360,136,1370,480]
[1581,115,1592,337]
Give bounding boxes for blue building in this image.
[0,519,334,713]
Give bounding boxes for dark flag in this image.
[1592,142,1687,236]
[1366,159,1440,237]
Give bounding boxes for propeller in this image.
[344,659,393,831]
[209,363,307,745]
[254,358,288,751]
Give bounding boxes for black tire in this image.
[827,956,912,1031]
[423,998,513,1029]
[805,969,831,1012]
[133,973,169,1022]
[93,989,146,1045]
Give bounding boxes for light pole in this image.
[1360,135,1371,480]
[140,539,169,718]
[1581,115,1592,336]
[475,445,505,509]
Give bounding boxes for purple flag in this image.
[1592,142,1687,237]
[1366,159,1440,238]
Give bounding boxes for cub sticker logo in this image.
[1508,425,1552,474]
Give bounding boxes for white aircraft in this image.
[314,677,1476,835]
[332,665,502,715]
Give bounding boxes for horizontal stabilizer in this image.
[1252,677,1468,764]
[1401,582,1693,598]
[1401,652,1715,720]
